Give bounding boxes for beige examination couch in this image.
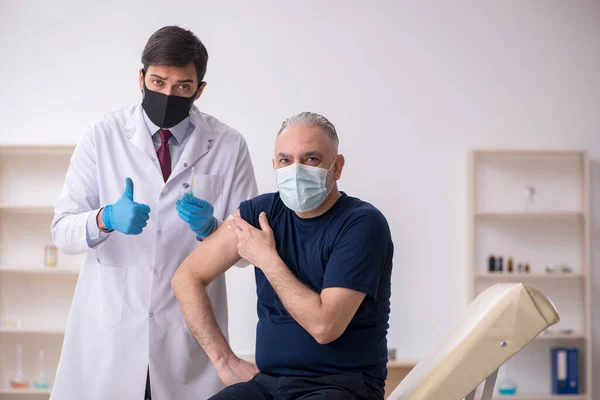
[387,282,559,400]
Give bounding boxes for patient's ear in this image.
[334,154,345,180]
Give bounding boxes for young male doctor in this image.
[50,26,257,400]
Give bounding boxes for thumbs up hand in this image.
[101,177,151,235]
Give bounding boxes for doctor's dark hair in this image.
[141,26,208,85]
[277,112,339,149]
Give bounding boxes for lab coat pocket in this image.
[86,260,128,327]
[193,174,224,219]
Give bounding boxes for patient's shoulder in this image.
[337,195,391,237]
[239,192,282,227]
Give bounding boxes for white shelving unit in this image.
[0,146,83,399]
[467,150,591,399]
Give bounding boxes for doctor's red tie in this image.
[157,129,172,182]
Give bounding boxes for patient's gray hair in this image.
[277,112,339,148]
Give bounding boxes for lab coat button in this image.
[153,270,158,275]
[149,313,154,318]
[151,157,156,161]
[160,192,165,197]
[157,230,162,235]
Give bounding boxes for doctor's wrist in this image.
[97,207,113,232]
[97,208,107,230]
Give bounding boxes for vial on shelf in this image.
[44,245,58,267]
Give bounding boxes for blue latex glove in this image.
[176,193,215,239]
[102,178,151,235]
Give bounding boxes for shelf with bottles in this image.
[0,335,60,397]
[475,219,583,275]
[481,255,581,277]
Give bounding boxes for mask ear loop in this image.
[323,156,339,196]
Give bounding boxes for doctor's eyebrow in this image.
[149,73,194,84]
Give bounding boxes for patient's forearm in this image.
[261,256,329,342]
[173,272,234,367]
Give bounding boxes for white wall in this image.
[1,0,599,387]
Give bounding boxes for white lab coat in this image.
[50,104,258,400]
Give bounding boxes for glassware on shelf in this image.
[44,244,58,267]
[33,350,50,390]
[9,344,30,389]
[545,263,573,274]
[4,315,22,329]
[523,184,536,211]
[497,366,518,395]
[497,378,518,395]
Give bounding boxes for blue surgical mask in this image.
[276,161,336,212]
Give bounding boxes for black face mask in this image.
[141,80,200,129]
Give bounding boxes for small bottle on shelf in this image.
[507,257,513,273]
[524,263,530,273]
[488,255,496,273]
[497,256,503,273]
[518,263,523,273]
[44,244,58,267]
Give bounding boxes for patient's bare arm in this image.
[172,210,258,385]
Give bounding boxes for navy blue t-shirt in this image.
[239,192,394,391]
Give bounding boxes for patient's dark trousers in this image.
[209,372,383,400]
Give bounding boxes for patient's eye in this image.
[305,157,320,166]
[279,158,290,165]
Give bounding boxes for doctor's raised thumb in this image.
[123,177,134,200]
